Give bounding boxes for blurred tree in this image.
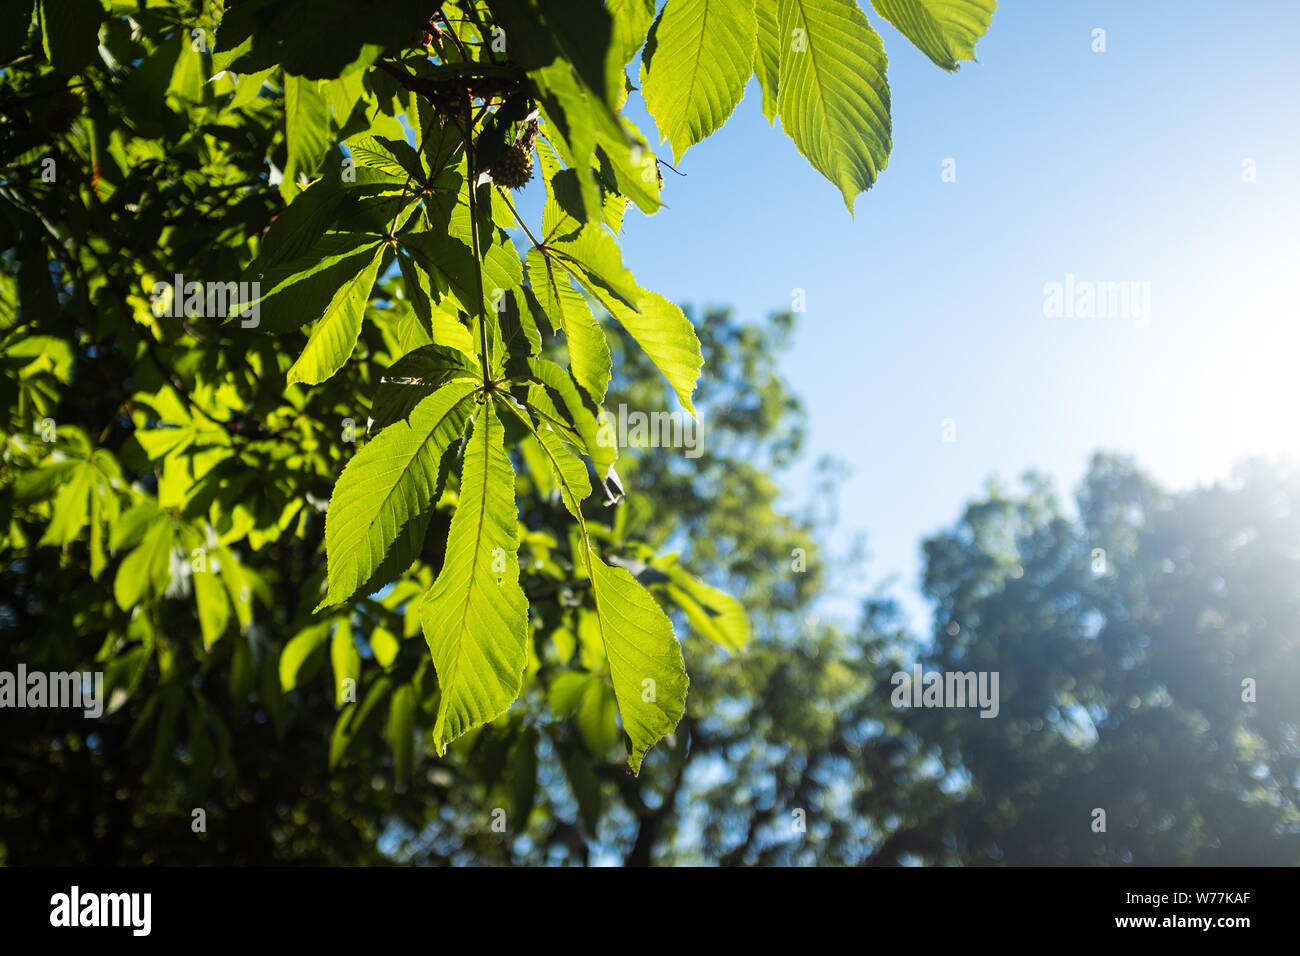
[868,455,1300,865]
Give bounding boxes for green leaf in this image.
[593,119,664,216]
[395,252,477,356]
[420,402,530,755]
[547,671,594,715]
[216,544,254,630]
[369,624,401,670]
[113,515,174,612]
[193,562,230,649]
[518,434,555,498]
[663,564,751,652]
[583,558,687,773]
[183,527,231,649]
[346,135,422,181]
[333,169,415,234]
[501,401,686,773]
[755,1,781,124]
[357,509,433,598]
[168,37,206,103]
[397,230,480,317]
[320,379,479,609]
[551,672,621,755]
[259,177,347,269]
[527,357,617,481]
[640,0,757,162]
[531,63,604,219]
[419,114,465,184]
[4,334,74,382]
[227,66,273,111]
[777,0,891,212]
[110,501,163,551]
[13,459,78,505]
[87,465,119,581]
[387,682,416,786]
[526,246,611,403]
[477,236,527,364]
[331,619,360,707]
[599,290,703,417]
[495,284,544,383]
[285,243,385,386]
[38,458,95,547]
[283,74,331,200]
[539,160,591,243]
[370,345,480,432]
[280,620,333,693]
[249,233,384,333]
[521,409,594,516]
[133,392,229,463]
[490,0,623,111]
[552,222,642,309]
[330,676,391,770]
[870,0,996,71]
[609,0,657,63]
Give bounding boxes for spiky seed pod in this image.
[520,119,540,152]
[490,143,533,189]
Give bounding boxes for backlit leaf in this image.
[870,0,996,71]
[420,401,530,754]
[641,0,757,162]
[777,0,891,212]
[320,379,479,608]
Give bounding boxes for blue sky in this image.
[548,0,1300,634]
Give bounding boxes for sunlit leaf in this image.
[777,0,891,212]
[320,379,479,608]
[421,401,530,754]
[640,0,757,162]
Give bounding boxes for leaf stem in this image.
[463,93,492,394]
[495,186,545,251]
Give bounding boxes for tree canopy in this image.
[1,0,1002,863]
[6,0,1292,872]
